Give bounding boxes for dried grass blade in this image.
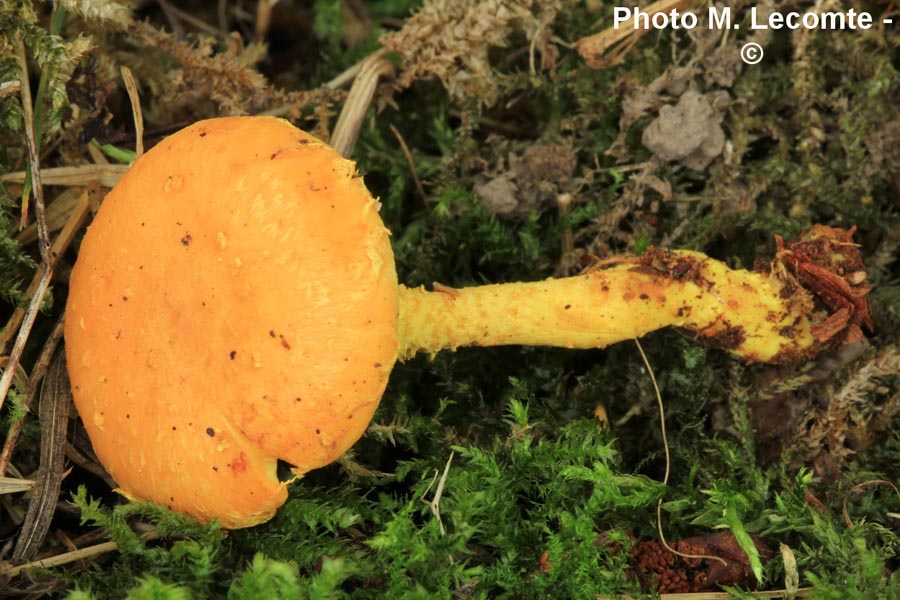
[1,164,129,188]
[0,185,95,353]
[120,66,144,158]
[574,0,700,69]
[1,541,118,579]
[0,477,34,495]
[0,314,67,477]
[13,33,51,259]
[330,55,395,157]
[11,350,71,563]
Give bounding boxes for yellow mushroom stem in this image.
[397,227,871,365]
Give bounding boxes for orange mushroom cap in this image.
[65,116,399,528]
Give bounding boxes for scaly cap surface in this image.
[65,116,399,527]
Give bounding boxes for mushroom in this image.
[64,116,871,528]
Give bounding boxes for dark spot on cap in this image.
[206,427,215,437]
[229,350,236,360]
[199,131,207,137]
[299,138,309,144]
[295,397,302,402]
[279,335,291,350]
[172,426,177,431]
[269,330,276,337]
[122,296,128,301]
[374,362,382,368]
[181,233,192,246]
[564,304,571,310]
[212,466,218,471]
[315,428,321,434]
[639,293,649,300]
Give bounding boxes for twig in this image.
[3,539,126,578]
[388,124,429,210]
[1,526,161,579]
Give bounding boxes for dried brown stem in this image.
[330,55,395,157]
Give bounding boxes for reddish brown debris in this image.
[631,532,773,593]
[771,224,873,347]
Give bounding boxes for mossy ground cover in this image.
[1,1,899,598]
